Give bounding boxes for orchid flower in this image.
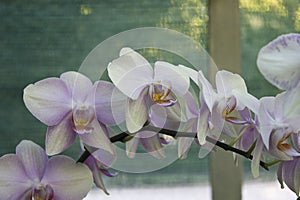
[257,33,300,90]
[0,140,93,200]
[179,66,259,146]
[23,71,122,160]
[258,85,300,150]
[108,47,190,133]
[84,153,117,195]
[277,157,300,197]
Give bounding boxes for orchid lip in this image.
[150,83,177,107]
[31,184,54,200]
[72,105,95,134]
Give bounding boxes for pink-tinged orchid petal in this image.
[198,71,217,112]
[125,90,148,133]
[154,61,190,96]
[79,120,114,155]
[46,113,76,156]
[42,155,93,200]
[216,70,248,99]
[138,131,166,159]
[16,140,48,182]
[23,77,71,126]
[183,92,199,118]
[0,154,31,199]
[269,130,295,161]
[177,65,199,85]
[126,137,139,158]
[257,33,300,90]
[108,47,153,100]
[60,71,93,103]
[95,81,127,125]
[251,137,264,178]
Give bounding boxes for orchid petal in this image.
[0,154,31,199]
[108,47,153,99]
[183,91,199,118]
[125,91,148,133]
[197,105,209,145]
[16,140,48,182]
[282,158,300,195]
[149,104,167,128]
[154,61,190,96]
[258,96,275,149]
[284,84,300,117]
[23,77,71,126]
[91,147,116,168]
[79,120,114,154]
[95,81,127,125]
[178,137,194,159]
[46,113,76,156]
[232,90,260,114]
[257,33,300,90]
[216,70,247,98]
[198,71,217,112]
[251,138,264,178]
[277,162,284,189]
[177,65,199,85]
[60,71,93,103]
[84,155,109,195]
[126,137,139,158]
[42,156,93,200]
[138,131,166,159]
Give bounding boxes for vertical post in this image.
[208,0,242,200]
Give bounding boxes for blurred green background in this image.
[0,0,299,187]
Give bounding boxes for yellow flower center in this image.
[72,105,95,134]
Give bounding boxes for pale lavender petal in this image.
[154,61,190,96]
[95,81,127,125]
[284,84,300,117]
[0,154,31,200]
[91,147,116,168]
[178,137,194,159]
[258,96,275,149]
[198,71,217,112]
[183,91,199,118]
[16,140,48,182]
[42,155,93,200]
[46,113,76,156]
[79,119,114,154]
[60,71,93,103]
[282,158,300,195]
[257,33,300,90]
[216,70,247,98]
[84,155,109,195]
[149,104,167,128]
[139,131,166,159]
[197,105,209,145]
[126,137,139,158]
[292,134,300,152]
[23,77,71,126]
[251,137,264,178]
[177,64,199,85]
[125,90,148,133]
[232,90,260,113]
[277,162,284,189]
[108,47,153,99]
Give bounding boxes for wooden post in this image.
[208,0,242,200]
